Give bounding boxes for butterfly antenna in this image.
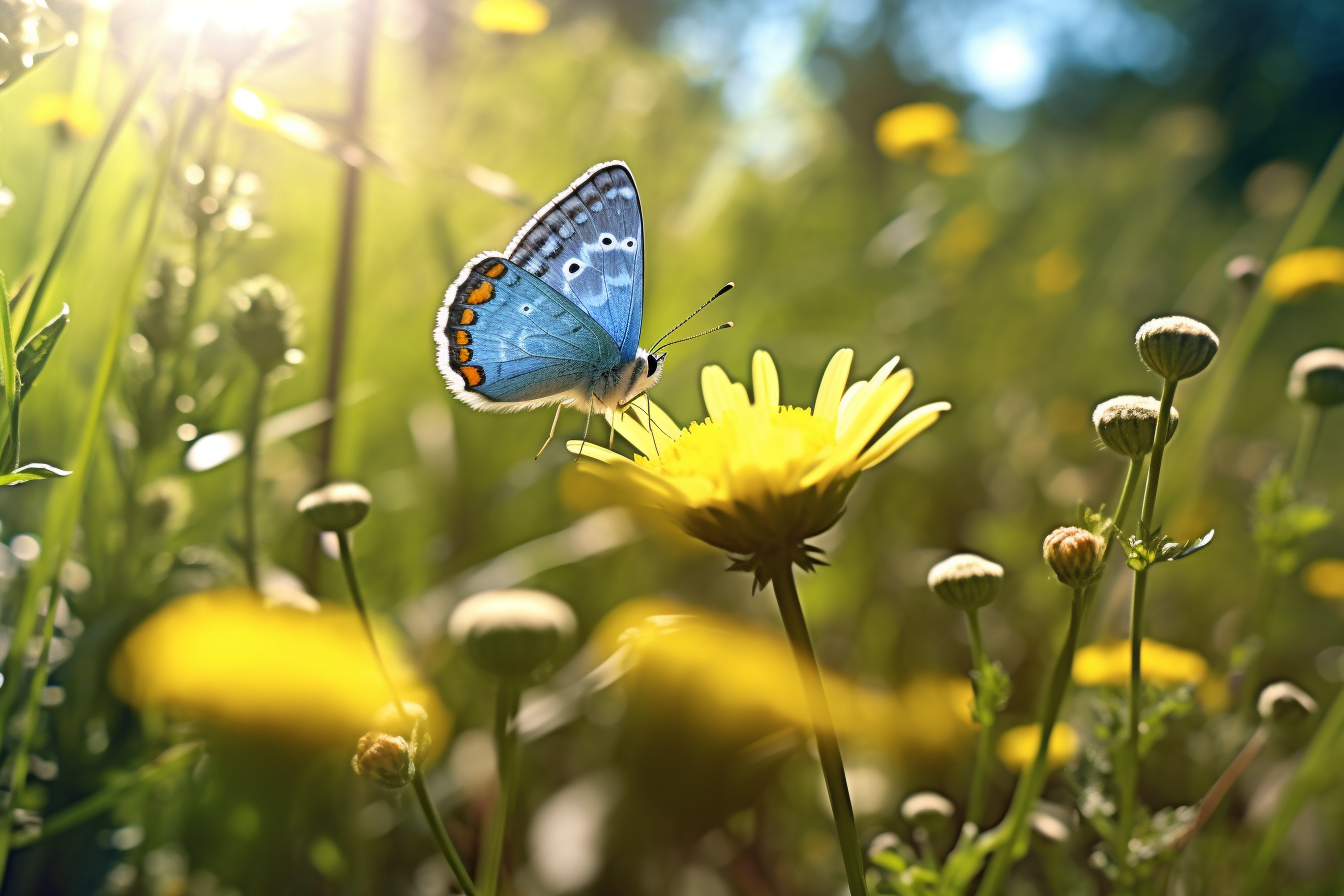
[651,282,734,352]
[642,393,660,458]
[654,322,733,351]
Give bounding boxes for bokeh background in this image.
[0,0,1343,893]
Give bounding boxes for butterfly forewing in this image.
[506,161,645,363]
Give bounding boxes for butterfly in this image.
[435,161,673,455]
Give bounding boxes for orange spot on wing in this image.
[484,262,506,278]
[461,365,484,387]
[458,307,476,325]
[456,347,473,363]
[466,281,494,304]
[454,330,471,345]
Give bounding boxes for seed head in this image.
[927,553,1004,611]
[351,732,415,788]
[297,482,373,532]
[1287,347,1344,409]
[1135,316,1219,382]
[229,275,300,373]
[1043,527,1105,588]
[1223,255,1264,292]
[449,589,578,680]
[1092,396,1180,458]
[1257,681,1317,724]
[900,791,956,824]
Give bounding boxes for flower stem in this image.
[1288,404,1322,490]
[240,369,268,591]
[976,587,1085,896]
[1118,377,1178,880]
[478,680,522,896]
[333,531,478,896]
[1082,456,1144,640]
[766,554,867,896]
[965,608,993,828]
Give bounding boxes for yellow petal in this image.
[839,360,906,441]
[840,369,913,443]
[853,401,951,471]
[701,366,737,422]
[813,349,853,421]
[565,440,629,463]
[612,409,657,458]
[731,381,750,408]
[836,380,866,428]
[564,440,676,498]
[752,350,780,408]
[627,398,682,454]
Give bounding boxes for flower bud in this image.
[900,791,955,824]
[1256,681,1317,724]
[351,732,415,788]
[1092,396,1180,458]
[1286,347,1344,409]
[371,701,432,755]
[449,589,577,680]
[1135,316,1219,381]
[297,482,373,532]
[927,553,1003,611]
[1223,255,1264,292]
[1043,527,1105,588]
[229,275,300,373]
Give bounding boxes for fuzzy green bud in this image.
[927,553,1003,611]
[296,482,372,532]
[1043,526,1105,588]
[351,732,415,788]
[1287,347,1344,409]
[229,275,300,372]
[1135,315,1219,381]
[1092,395,1180,458]
[449,589,577,680]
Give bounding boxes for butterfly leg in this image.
[575,398,595,460]
[535,405,564,460]
[608,409,617,449]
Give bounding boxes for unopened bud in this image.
[1136,316,1219,382]
[1223,255,1264,292]
[1257,681,1317,724]
[352,732,415,788]
[449,589,578,680]
[230,275,300,372]
[297,482,373,532]
[371,701,432,755]
[900,791,955,824]
[1043,527,1105,588]
[1092,396,1180,458]
[927,553,1003,611]
[1287,347,1344,409]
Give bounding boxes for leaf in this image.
[16,305,70,400]
[1162,529,1215,562]
[0,463,72,486]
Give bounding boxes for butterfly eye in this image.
[646,354,658,376]
[563,259,586,280]
[622,237,638,251]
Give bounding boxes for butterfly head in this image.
[615,348,667,409]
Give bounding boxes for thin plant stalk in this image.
[1173,724,1270,852]
[766,554,868,896]
[332,531,478,896]
[478,680,522,896]
[240,369,268,590]
[1083,456,1145,640]
[976,587,1086,896]
[965,608,993,828]
[0,28,194,743]
[16,26,166,346]
[1288,404,1322,489]
[0,272,21,471]
[1118,377,1178,875]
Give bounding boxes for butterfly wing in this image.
[435,253,623,411]
[505,161,644,363]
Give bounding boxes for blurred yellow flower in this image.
[472,0,549,34]
[1197,673,1231,714]
[875,102,959,158]
[590,599,975,755]
[997,722,1078,772]
[27,93,102,138]
[1034,248,1082,295]
[110,589,450,751]
[1263,247,1344,302]
[569,350,949,581]
[1303,558,1344,600]
[1072,639,1208,688]
[932,203,998,264]
[926,139,972,177]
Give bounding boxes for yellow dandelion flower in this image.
[471,0,549,35]
[27,93,103,139]
[1263,247,1344,302]
[1034,248,1083,295]
[875,102,959,158]
[110,589,450,752]
[1303,558,1344,600]
[568,349,949,581]
[997,722,1078,772]
[1072,638,1209,688]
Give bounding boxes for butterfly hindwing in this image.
[435,253,623,410]
[506,161,644,363]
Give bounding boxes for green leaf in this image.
[0,464,72,486]
[16,305,69,400]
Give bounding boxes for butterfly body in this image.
[435,161,665,416]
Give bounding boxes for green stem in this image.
[333,531,477,896]
[965,608,993,828]
[1288,404,1322,490]
[478,680,522,896]
[1082,456,1145,640]
[1246,683,1344,889]
[16,26,166,346]
[241,369,268,591]
[0,272,20,472]
[766,554,867,896]
[1118,378,1178,879]
[976,588,1086,896]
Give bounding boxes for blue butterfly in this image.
[435,161,665,451]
